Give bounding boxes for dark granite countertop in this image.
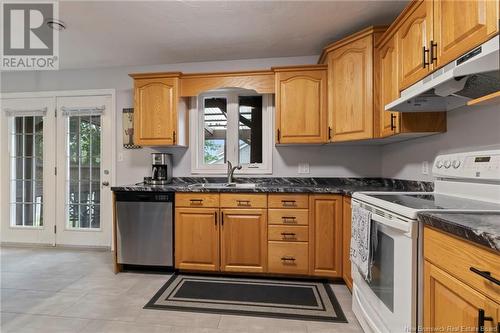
[418,212,500,253]
[111,177,433,196]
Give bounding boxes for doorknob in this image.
[102,181,109,187]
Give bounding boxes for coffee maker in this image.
[146,153,172,185]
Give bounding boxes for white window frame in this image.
[190,91,273,175]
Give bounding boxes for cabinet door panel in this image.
[398,0,433,90]
[379,36,400,137]
[309,195,343,277]
[434,0,499,68]
[275,69,327,144]
[175,208,219,271]
[329,35,373,141]
[220,209,267,272]
[424,261,499,332]
[134,77,177,145]
[342,196,353,291]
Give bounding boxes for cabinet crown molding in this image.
[129,72,182,79]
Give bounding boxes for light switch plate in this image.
[298,163,310,174]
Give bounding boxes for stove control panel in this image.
[433,150,500,180]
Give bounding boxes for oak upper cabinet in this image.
[175,207,219,271]
[424,261,499,333]
[342,196,353,291]
[320,27,385,142]
[130,72,187,146]
[309,194,343,277]
[274,65,328,144]
[378,34,400,138]
[397,0,433,90]
[433,0,499,69]
[376,31,447,138]
[220,208,267,273]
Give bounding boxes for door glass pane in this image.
[368,224,395,312]
[10,116,43,227]
[203,97,227,165]
[66,115,101,229]
[238,96,263,165]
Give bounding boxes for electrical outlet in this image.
[298,163,310,174]
[422,161,429,175]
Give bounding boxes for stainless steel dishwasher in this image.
[115,191,173,267]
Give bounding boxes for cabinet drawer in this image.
[268,194,309,209]
[424,227,500,303]
[268,209,309,226]
[220,194,267,208]
[268,241,309,275]
[175,193,219,208]
[268,225,308,242]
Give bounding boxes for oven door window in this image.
[367,224,394,312]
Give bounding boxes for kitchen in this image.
[1,1,499,332]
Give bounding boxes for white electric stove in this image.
[351,149,500,333]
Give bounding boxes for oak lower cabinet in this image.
[309,194,343,278]
[175,207,219,271]
[220,209,267,273]
[424,227,500,332]
[129,72,188,147]
[274,65,328,144]
[342,196,353,291]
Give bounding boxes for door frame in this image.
[1,89,116,248]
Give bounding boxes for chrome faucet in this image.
[227,161,242,184]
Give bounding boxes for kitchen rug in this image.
[144,273,347,322]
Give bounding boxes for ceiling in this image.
[58,1,408,70]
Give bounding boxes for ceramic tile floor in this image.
[0,246,363,333]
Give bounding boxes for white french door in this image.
[1,91,114,248]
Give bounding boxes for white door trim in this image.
[1,89,116,248]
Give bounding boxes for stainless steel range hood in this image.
[386,35,500,112]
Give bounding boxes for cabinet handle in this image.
[430,40,437,64]
[214,211,217,226]
[328,126,332,141]
[189,199,203,205]
[237,200,251,207]
[390,114,397,131]
[282,216,297,223]
[470,267,500,286]
[281,232,296,240]
[276,129,281,143]
[173,130,176,144]
[281,200,296,207]
[478,309,494,332]
[281,256,296,261]
[422,46,430,68]
[221,212,224,226]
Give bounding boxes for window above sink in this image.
[190,89,273,175]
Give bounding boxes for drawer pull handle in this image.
[281,200,297,207]
[281,232,296,240]
[190,199,203,205]
[236,200,251,206]
[470,267,500,286]
[282,216,297,223]
[281,256,296,261]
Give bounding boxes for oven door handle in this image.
[370,213,411,234]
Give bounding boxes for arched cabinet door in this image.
[379,35,400,138]
[274,66,328,144]
[397,0,433,90]
[133,76,178,146]
[328,34,374,142]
